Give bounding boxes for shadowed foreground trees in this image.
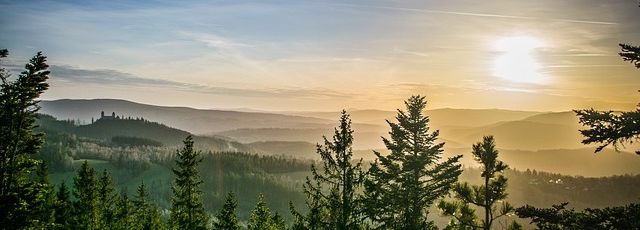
[0,49,52,229]
[516,202,640,229]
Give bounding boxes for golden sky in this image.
[2,0,639,111]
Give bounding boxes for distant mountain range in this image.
[38,98,640,176]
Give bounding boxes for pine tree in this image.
[54,182,72,230]
[170,135,208,230]
[97,170,117,229]
[438,136,515,230]
[302,110,364,229]
[363,95,463,229]
[28,162,56,228]
[72,161,100,229]
[272,212,286,230]
[133,182,166,230]
[248,194,276,230]
[113,191,134,230]
[0,49,51,229]
[213,192,240,230]
[574,4,640,155]
[620,43,640,69]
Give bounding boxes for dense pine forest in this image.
[1,48,639,229]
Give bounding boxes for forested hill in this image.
[39,99,333,134]
[36,114,251,151]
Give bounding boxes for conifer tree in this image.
[133,181,166,230]
[248,194,276,230]
[302,110,364,230]
[170,135,208,230]
[113,191,134,230]
[54,182,72,230]
[272,212,286,230]
[0,49,51,228]
[574,4,640,155]
[363,95,463,229]
[72,161,100,229]
[438,136,516,230]
[29,162,56,229]
[213,192,240,230]
[98,170,117,229]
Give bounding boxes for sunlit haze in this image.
[2,0,639,111]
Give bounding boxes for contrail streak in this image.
[329,3,618,25]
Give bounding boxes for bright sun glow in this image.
[493,36,546,84]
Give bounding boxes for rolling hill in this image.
[40,99,333,134]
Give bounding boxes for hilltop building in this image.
[100,111,119,120]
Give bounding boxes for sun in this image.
[493,36,546,84]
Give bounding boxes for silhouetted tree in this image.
[438,136,517,230]
[620,43,640,69]
[170,135,208,230]
[302,110,365,229]
[213,192,240,230]
[516,202,640,229]
[0,49,51,229]
[363,95,463,229]
[575,4,640,155]
[72,161,100,229]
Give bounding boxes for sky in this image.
[1,0,639,111]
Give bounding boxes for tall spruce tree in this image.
[113,190,134,230]
[213,192,241,230]
[363,95,463,229]
[438,136,516,230]
[248,194,276,230]
[0,49,51,229]
[133,181,166,230]
[54,182,72,230]
[170,135,208,230]
[302,110,364,230]
[29,162,56,229]
[72,161,100,229]
[97,170,117,229]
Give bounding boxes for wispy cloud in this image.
[49,65,352,99]
[329,3,618,25]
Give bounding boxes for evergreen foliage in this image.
[516,202,640,229]
[113,191,135,230]
[0,49,51,229]
[620,43,640,69]
[248,194,277,230]
[98,170,117,229]
[54,182,72,230]
[170,135,208,230]
[72,160,100,229]
[438,136,515,230]
[574,4,640,155]
[363,95,463,229]
[301,110,365,229]
[214,192,241,230]
[133,182,166,230]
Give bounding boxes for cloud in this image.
[48,65,352,99]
